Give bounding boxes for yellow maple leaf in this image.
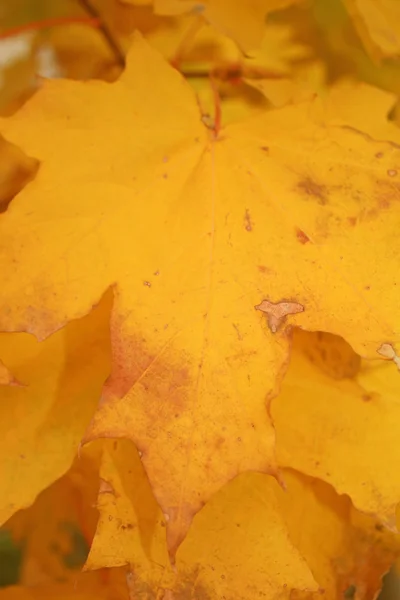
[2,34,400,555]
[342,0,400,60]
[0,291,111,526]
[273,328,400,528]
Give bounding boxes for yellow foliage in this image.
[1,0,400,598]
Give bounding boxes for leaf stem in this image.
[209,76,221,137]
[0,16,100,40]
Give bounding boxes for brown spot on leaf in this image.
[297,177,327,205]
[260,146,269,153]
[103,318,192,436]
[377,342,400,370]
[388,169,397,177]
[244,209,253,231]
[362,394,372,402]
[375,179,400,210]
[99,478,115,495]
[232,323,243,340]
[174,567,211,600]
[298,330,361,379]
[347,216,357,227]
[296,228,310,244]
[258,265,271,274]
[214,436,225,450]
[255,298,304,333]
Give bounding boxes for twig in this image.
[77,0,125,67]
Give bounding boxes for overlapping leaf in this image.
[0,292,111,525]
[273,328,400,527]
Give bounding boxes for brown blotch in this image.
[99,479,114,495]
[244,208,253,231]
[375,179,400,210]
[214,436,225,450]
[232,323,243,341]
[255,298,304,333]
[297,177,327,205]
[297,329,361,379]
[375,152,384,159]
[347,216,357,227]
[362,394,372,402]
[260,146,269,153]
[174,567,211,600]
[296,228,310,244]
[103,320,193,436]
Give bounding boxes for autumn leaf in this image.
[2,32,400,557]
[0,291,111,526]
[273,328,400,528]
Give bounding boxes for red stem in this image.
[209,76,222,138]
[0,16,100,40]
